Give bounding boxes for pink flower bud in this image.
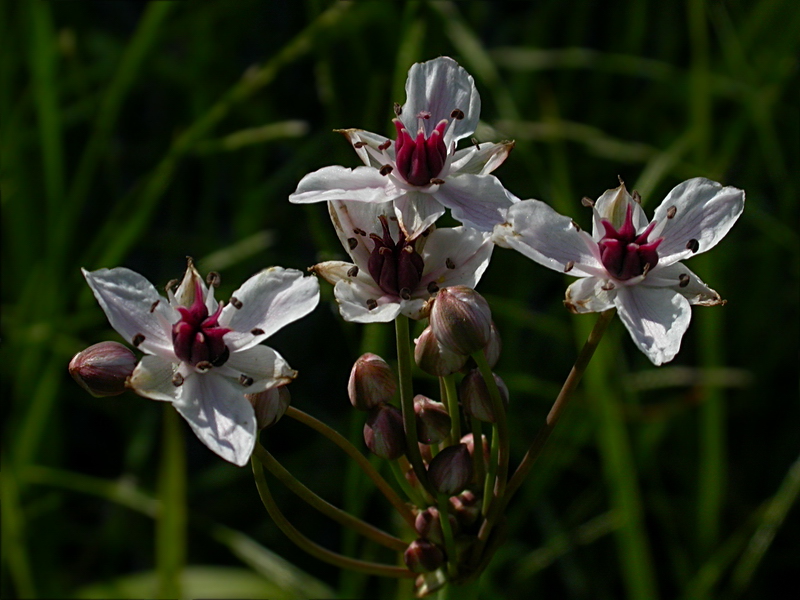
[427,443,473,496]
[414,506,459,545]
[429,286,492,356]
[459,369,509,423]
[69,341,136,397]
[414,326,468,376]
[463,320,502,371]
[348,353,397,410]
[247,385,291,430]
[414,395,451,445]
[404,538,445,573]
[449,489,481,526]
[363,404,406,460]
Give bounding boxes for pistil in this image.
[172,281,231,367]
[598,204,662,280]
[367,216,425,298]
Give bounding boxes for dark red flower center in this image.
[598,204,662,280]
[367,216,425,298]
[172,281,231,367]
[393,117,448,187]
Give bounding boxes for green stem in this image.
[251,455,416,580]
[156,406,185,600]
[389,460,428,508]
[442,374,461,446]
[252,443,407,552]
[395,315,435,494]
[437,493,458,578]
[469,417,486,494]
[285,406,416,528]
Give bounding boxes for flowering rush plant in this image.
[71,56,744,597]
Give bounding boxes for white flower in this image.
[289,56,516,238]
[492,178,745,365]
[82,259,319,465]
[312,200,494,323]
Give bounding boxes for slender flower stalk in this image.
[469,417,486,489]
[251,456,416,579]
[436,493,459,579]
[441,374,461,446]
[285,406,416,528]
[252,443,408,552]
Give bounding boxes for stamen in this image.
[251,328,264,336]
[172,373,184,387]
[679,273,690,288]
[632,190,642,204]
[366,298,378,310]
[571,219,581,231]
[471,137,481,150]
[347,266,359,277]
[445,258,456,269]
[430,178,445,185]
[348,237,358,250]
[206,272,221,287]
[601,281,616,291]
[581,197,594,207]
[165,279,179,293]
[378,140,391,151]
[379,164,393,176]
[239,374,254,387]
[230,297,243,309]
[393,102,402,116]
[417,111,431,120]
[149,300,160,313]
[196,361,213,372]
[642,263,651,276]
[132,333,145,347]
[353,228,365,235]
[667,206,677,219]
[427,281,439,294]
[686,238,700,253]
[353,141,367,149]
[617,175,625,186]
[400,288,411,300]
[564,261,575,273]
[451,108,465,120]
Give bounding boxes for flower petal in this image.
[449,141,514,175]
[433,174,515,231]
[328,200,393,267]
[128,355,180,401]
[337,129,394,168]
[289,165,401,205]
[309,260,354,286]
[393,191,446,239]
[332,280,403,323]
[644,263,724,306]
[401,57,480,145]
[173,373,257,466]
[492,200,606,277]
[614,285,692,366]
[420,227,494,290]
[220,345,298,392]
[592,183,648,239]
[82,267,176,357]
[564,277,617,314]
[220,267,319,351]
[651,178,745,265]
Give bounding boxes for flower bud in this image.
[415,571,447,597]
[348,353,397,410]
[414,395,451,445]
[449,489,481,527]
[414,506,459,545]
[247,385,291,430]
[460,432,490,472]
[414,326,468,376]
[429,286,492,356]
[69,341,136,397]
[463,320,502,371]
[363,404,406,460]
[404,538,445,573]
[459,369,509,423]
[427,443,473,496]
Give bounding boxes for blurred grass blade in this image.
[0,458,36,598]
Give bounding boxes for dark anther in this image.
[564,261,575,273]
[393,102,402,116]
[422,227,432,237]
[354,227,367,236]
[347,266,359,277]
[601,281,616,291]
[686,238,700,253]
[679,273,690,288]
[251,328,264,336]
[132,333,145,347]
[379,164,393,176]
[165,279,179,293]
[149,300,160,313]
[471,137,481,150]
[239,374,254,387]
[400,288,412,300]
[172,373,184,387]
[366,298,378,310]
[667,206,677,219]
[581,197,595,207]
[445,258,456,269]
[451,108,465,120]
[206,271,221,287]
[571,219,582,231]
[632,190,642,204]
[427,281,439,294]
[430,178,445,185]
[230,296,243,309]
[378,140,392,151]
[196,361,213,372]
[348,237,358,250]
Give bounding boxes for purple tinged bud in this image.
[427,443,473,496]
[247,385,291,430]
[404,539,445,573]
[429,286,492,356]
[449,490,481,526]
[348,353,397,411]
[414,395,452,445]
[363,404,406,460]
[414,326,468,376]
[464,320,502,371]
[415,506,459,545]
[69,341,136,397]
[459,369,509,423]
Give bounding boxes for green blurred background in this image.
[2,1,798,598]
